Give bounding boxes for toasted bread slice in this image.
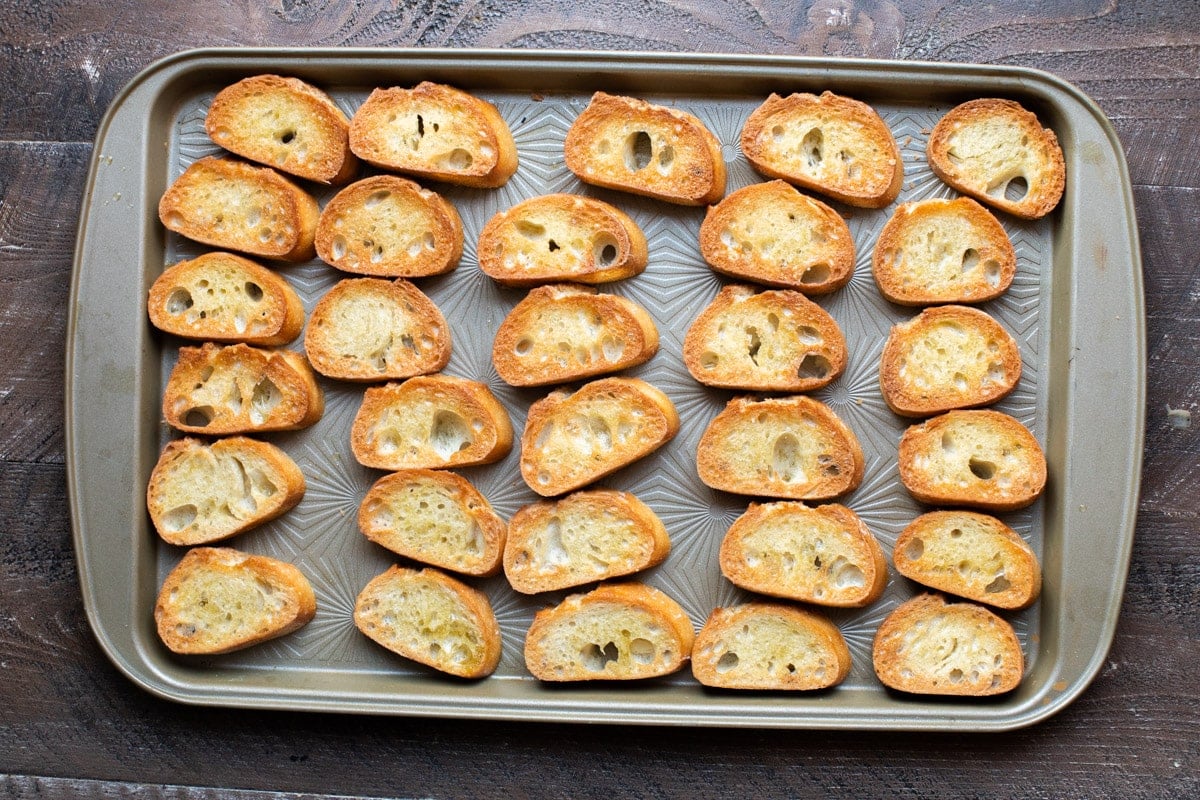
[719,502,887,607]
[872,593,1024,695]
[148,252,305,346]
[158,156,319,262]
[740,91,902,208]
[879,305,1021,417]
[477,194,649,286]
[897,409,1047,511]
[492,284,659,387]
[358,469,506,577]
[350,374,513,471]
[698,180,855,294]
[523,582,694,681]
[872,197,1016,305]
[927,98,1065,219]
[563,92,725,206]
[683,284,847,392]
[691,602,852,690]
[696,395,864,500]
[162,343,324,434]
[348,82,517,188]
[304,277,451,381]
[315,174,463,278]
[147,436,305,546]
[894,510,1041,610]
[504,489,670,594]
[354,565,501,679]
[205,74,357,184]
[154,547,316,655]
[519,377,679,497]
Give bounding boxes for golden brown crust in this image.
[158,156,319,262]
[303,277,452,382]
[519,377,680,497]
[523,582,694,681]
[147,436,306,546]
[147,252,305,346]
[348,82,518,188]
[154,547,316,655]
[872,593,1024,695]
[690,602,852,690]
[872,197,1016,306]
[350,374,513,471]
[696,395,864,500]
[879,305,1021,417]
[353,565,502,679]
[927,98,1065,220]
[740,91,902,208]
[492,284,659,386]
[718,502,887,607]
[162,343,324,434]
[503,489,670,594]
[315,174,463,277]
[897,409,1047,511]
[683,284,847,392]
[893,510,1042,610]
[357,469,506,577]
[563,92,725,206]
[476,194,649,286]
[698,180,855,294]
[205,74,358,184]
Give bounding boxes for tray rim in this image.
[66,46,1145,730]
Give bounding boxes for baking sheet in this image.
[66,48,1144,729]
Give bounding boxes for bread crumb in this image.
[1167,406,1191,429]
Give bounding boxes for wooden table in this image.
[2,2,1196,797]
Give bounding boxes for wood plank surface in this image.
[1,1,1197,797]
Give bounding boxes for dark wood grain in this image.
[1,0,1198,797]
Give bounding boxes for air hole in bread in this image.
[514,337,533,356]
[547,239,560,252]
[542,517,569,566]
[940,432,957,456]
[800,263,831,285]
[243,282,263,302]
[331,235,348,261]
[657,144,675,175]
[1004,176,1029,202]
[983,259,1002,287]
[364,190,392,209]
[594,236,619,267]
[715,650,739,673]
[961,248,980,274]
[225,382,244,414]
[589,416,613,451]
[953,372,968,392]
[985,574,1011,594]
[162,504,198,532]
[817,454,840,476]
[442,149,474,170]
[184,406,214,428]
[582,641,620,671]
[601,335,625,362]
[832,559,865,589]
[279,129,296,145]
[166,289,193,315]
[745,327,762,365]
[904,537,925,561]
[627,637,655,664]
[798,354,831,381]
[794,325,821,345]
[949,668,964,683]
[624,131,653,171]
[801,128,824,170]
[430,410,474,458]
[968,457,997,480]
[371,244,385,263]
[984,363,1006,384]
[771,433,805,483]
[517,221,546,240]
[250,378,282,425]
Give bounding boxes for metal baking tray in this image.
[66,48,1144,730]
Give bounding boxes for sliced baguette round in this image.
[897,409,1047,511]
[304,277,451,382]
[893,510,1041,610]
[348,82,518,188]
[872,197,1016,305]
[927,98,1065,220]
[354,565,502,679]
[683,283,847,392]
[872,593,1024,696]
[696,395,864,500]
[358,469,506,577]
[147,436,305,546]
[523,582,694,681]
[563,92,726,206]
[492,283,659,386]
[315,174,463,277]
[148,252,305,346]
[698,180,855,294]
[154,546,316,655]
[162,343,324,435]
[350,374,513,471]
[519,377,680,497]
[719,502,887,608]
[205,74,358,184]
[691,602,851,690]
[476,194,649,286]
[158,156,319,262]
[879,305,1021,417]
[503,489,670,594]
[740,91,902,209]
